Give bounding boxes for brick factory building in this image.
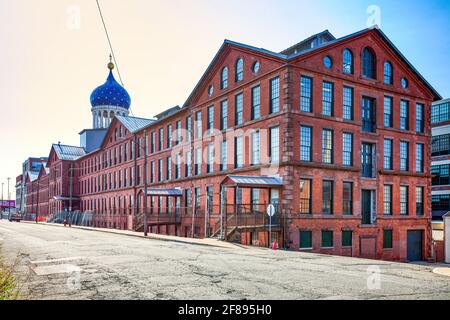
[22,26,443,262]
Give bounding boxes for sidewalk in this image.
[21,221,243,250]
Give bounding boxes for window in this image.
[150,161,155,183]
[195,111,202,139]
[432,134,450,156]
[270,77,280,113]
[220,100,228,130]
[322,129,333,164]
[235,93,243,126]
[151,132,155,153]
[252,61,260,73]
[416,143,424,173]
[384,61,393,84]
[416,187,424,216]
[235,136,244,169]
[322,180,333,214]
[342,133,353,166]
[166,156,171,180]
[342,231,352,247]
[401,78,408,89]
[251,130,260,165]
[416,103,424,133]
[400,141,409,171]
[251,188,260,211]
[176,121,182,145]
[207,106,214,134]
[158,128,164,151]
[186,116,192,142]
[269,126,279,163]
[299,231,312,249]
[323,56,332,68]
[207,143,214,173]
[185,151,191,177]
[167,124,172,148]
[400,100,409,130]
[194,187,201,212]
[343,182,353,215]
[432,195,450,212]
[400,186,409,215]
[157,159,162,182]
[251,86,261,120]
[343,49,353,74]
[431,164,450,186]
[383,185,392,215]
[361,143,375,178]
[383,139,393,170]
[300,76,313,112]
[431,101,450,124]
[343,86,353,120]
[322,81,334,116]
[195,147,202,176]
[383,230,393,249]
[383,96,393,127]
[221,140,227,171]
[221,67,228,89]
[299,179,311,214]
[362,97,375,132]
[300,126,312,162]
[362,47,376,79]
[321,230,333,248]
[235,58,243,82]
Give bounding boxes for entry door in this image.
[407,230,423,261]
[361,190,372,225]
[270,189,279,213]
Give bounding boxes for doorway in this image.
[407,230,423,261]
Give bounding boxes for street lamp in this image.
[7,177,11,218]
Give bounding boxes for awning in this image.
[221,175,283,188]
[53,196,80,201]
[144,188,183,197]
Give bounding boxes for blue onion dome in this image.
[90,62,131,109]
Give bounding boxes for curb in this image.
[20,220,240,250]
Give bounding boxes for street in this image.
[0,220,449,300]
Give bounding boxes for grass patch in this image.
[0,246,21,300]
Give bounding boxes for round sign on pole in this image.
[266,204,275,217]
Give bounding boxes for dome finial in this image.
[107,54,114,70]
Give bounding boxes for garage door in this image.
[407,230,423,261]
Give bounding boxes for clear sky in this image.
[0,0,449,200]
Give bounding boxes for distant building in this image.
[17,157,48,213]
[431,98,450,220]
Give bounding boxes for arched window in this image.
[343,49,353,74]
[384,61,393,84]
[221,67,228,89]
[235,58,244,82]
[362,47,376,79]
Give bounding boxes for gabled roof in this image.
[26,171,39,182]
[115,115,155,134]
[52,144,86,161]
[38,165,49,179]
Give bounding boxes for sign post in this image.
[266,204,275,248]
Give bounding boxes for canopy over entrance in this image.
[220,175,283,189]
[143,188,183,197]
[53,196,80,201]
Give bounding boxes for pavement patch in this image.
[32,263,81,276]
[433,268,450,277]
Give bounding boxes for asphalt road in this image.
[0,220,449,300]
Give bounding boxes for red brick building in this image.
[24,26,442,262]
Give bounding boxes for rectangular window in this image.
[158,159,163,182]
[185,189,192,208]
[432,134,450,156]
[416,143,424,173]
[342,231,353,247]
[251,188,260,212]
[220,100,228,130]
[343,86,354,120]
[176,121,182,145]
[207,143,214,174]
[400,141,409,171]
[416,187,424,216]
[322,180,333,215]
[235,136,244,168]
[251,131,260,165]
[400,186,409,215]
[167,124,172,148]
[343,182,353,215]
[299,179,311,214]
[400,100,409,130]
[185,151,191,177]
[251,86,261,120]
[159,128,164,151]
[362,97,375,132]
[432,164,450,186]
[416,103,424,133]
[151,132,155,153]
[431,102,450,124]
[383,185,392,215]
[195,147,202,176]
[166,156,171,180]
[321,230,333,248]
[322,129,333,164]
[299,231,312,249]
[383,229,393,249]
[322,81,334,116]
[221,140,227,171]
[270,77,280,113]
[383,96,393,128]
[150,161,155,183]
[432,195,450,212]
[235,93,243,126]
[207,106,214,133]
[300,76,312,112]
[270,126,279,163]
[186,116,192,142]
[300,126,312,162]
[384,139,393,170]
[195,111,202,139]
[342,133,353,166]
